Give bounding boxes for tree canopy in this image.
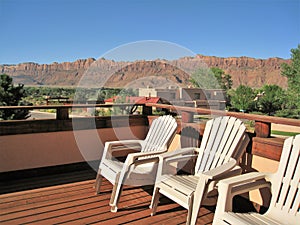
[257,85,285,115]
[210,67,233,91]
[190,67,233,91]
[229,85,256,112]
[190,67,220,89]
[0,74,30,120]
[281,44,300,118]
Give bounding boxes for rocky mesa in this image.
[0,55,290,88]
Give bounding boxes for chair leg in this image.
[186,195,194,225]
[150,186,161,216]
[109,173,124,212]
[94,169,102,194]
[190,178,208,225]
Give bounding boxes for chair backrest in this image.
[195,116,247,174]
[267,134,300,224]
[142,115,177,153]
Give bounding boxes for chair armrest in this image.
[217,172,271,197]
[214,171,272,217]
[158,147,198,160]
[165,154,198,165]
[218,172,268,186]
[201,158,238,180]
[124,149,167,166]
[155,147,199,178]
[101,140,143,160]
[132,155,160,166]
[106,140,143,152]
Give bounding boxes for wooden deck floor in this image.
[0,168,215,225]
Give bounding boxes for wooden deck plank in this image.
[2,188,146,224]
[0,170,96,195]
[28,188,150,224]
[0,182,107,214]
[0,169,216,225]
[55,188,153,225]
[0,183,112,220]
[0,180,98,206]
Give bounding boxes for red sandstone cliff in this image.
[0,55,289,88]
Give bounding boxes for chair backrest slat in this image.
[198,117,225,172]
[216,120,245,167]
[195,116,246,174]
[194,118,215,172]
[151,116,177,151]
[142,115,177,153]
[209,117,241,170]
[270,135,300,218]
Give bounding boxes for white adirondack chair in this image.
[213,134,300,225]
[95,115,177,212]
[150,116,249,225]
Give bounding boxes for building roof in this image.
[104,96,161,104]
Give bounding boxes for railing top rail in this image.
[0,103,144,110]
[145,103,300,127]
[0,103,299,127]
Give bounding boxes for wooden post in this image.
[142,105,152,116]
[255,121,271,138]
[181,111,194,123]
[56,108,69,120]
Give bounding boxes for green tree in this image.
[0,74,30,120]
[210,67,233,91]
[97,88,107,103]
[190,67,233,90]
[281,44,300,117]
[257,85,285,115]
[211,67,233,106]
[73,88,88,103]
[190,67,220,89]
[229,85,256,112]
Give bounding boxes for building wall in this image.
[156,90,177,101]
[138,88,157,98]
[204,89,226,101]
[180,88,206,101]
[139,87,226,103]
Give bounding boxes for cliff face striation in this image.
[0,55,289,88]
[193,55,288,88]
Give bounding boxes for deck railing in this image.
[2,103,299,209]
[1,103,300,161]
[144,103,300,161]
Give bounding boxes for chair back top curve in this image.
[268,134,300,221]
[142,115,177,153]
[195,116,246,174]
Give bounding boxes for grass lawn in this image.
[271,130,300,137]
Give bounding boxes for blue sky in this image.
[0,0,299,64]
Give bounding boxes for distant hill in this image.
[0,55,290,88]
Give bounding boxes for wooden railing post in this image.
[142,105,152,116]
[56,108,69,120]
[255,121,271,138]
[181,111,194,123]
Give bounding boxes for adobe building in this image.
[138,87,226,110]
